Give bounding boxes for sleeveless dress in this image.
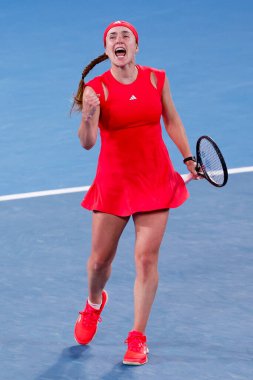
[81,65,189,216]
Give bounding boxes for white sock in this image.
[88,298,102,310]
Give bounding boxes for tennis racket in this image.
[184,135,228,187]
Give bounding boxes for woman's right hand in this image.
[78,87,100,149]
[82,88,100,122]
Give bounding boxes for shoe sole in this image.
[122,358,148,366]
[74,290,108,345]
[123,348,149,366]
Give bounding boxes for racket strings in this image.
[199,139,225,185]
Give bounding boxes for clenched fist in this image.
[82,88,100,122]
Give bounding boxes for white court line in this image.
[0,166,252,202]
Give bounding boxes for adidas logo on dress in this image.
[129,95,137,100]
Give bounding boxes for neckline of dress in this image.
[108,65,140,86]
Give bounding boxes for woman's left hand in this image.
[186,160,199,179]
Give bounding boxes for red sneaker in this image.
[123,330,149,365]
[74,290,108,345]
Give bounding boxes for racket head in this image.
[196,136,228,187]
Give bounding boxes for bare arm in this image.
[78,86,100,150]
[161,76,197,176]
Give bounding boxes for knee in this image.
[135,251,159,275]
[88,255,112,273]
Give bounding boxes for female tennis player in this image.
[72,20,197,365]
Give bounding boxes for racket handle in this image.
[181,173,194,184]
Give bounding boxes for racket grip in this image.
[182,173,194,184]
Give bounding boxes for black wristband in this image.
[183,156,196,164]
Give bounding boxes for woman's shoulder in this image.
[137,65,166,76]
[138,65,166,94]
[85,71,108,88]
[84,71,110,101]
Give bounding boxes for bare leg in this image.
[87,211,129,304]
[132,209,169,333]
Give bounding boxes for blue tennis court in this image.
[1,1,253,379]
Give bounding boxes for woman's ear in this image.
[136,45,139,53]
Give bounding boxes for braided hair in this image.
[71,53,108,112]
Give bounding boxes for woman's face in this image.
[105,26,139,67]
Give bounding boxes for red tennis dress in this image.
[81,65,189,216]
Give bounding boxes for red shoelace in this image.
[79,308,102,327]
[125,332,146,353]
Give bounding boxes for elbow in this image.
[84,144,94,150]
[78,131,97,150]
[81,141,95,150]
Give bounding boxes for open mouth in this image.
[115,47,126,57]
